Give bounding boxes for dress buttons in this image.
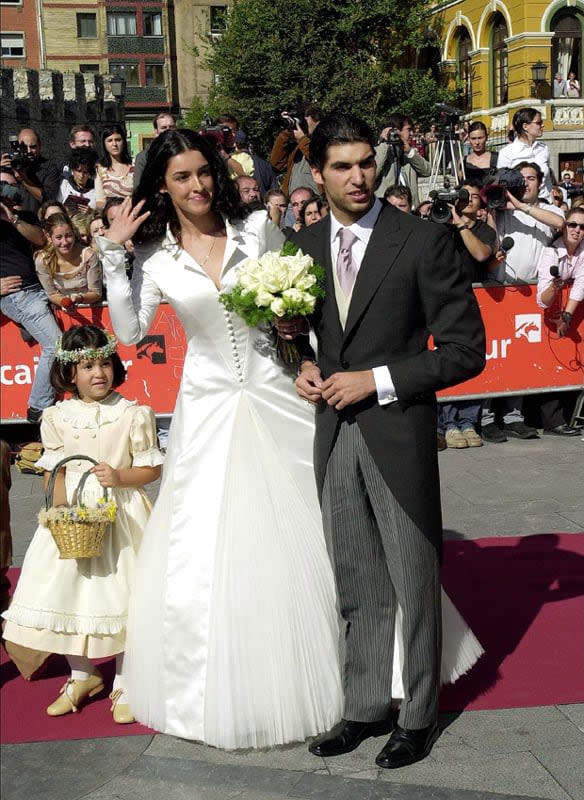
[341,360,350,369]
[73,434,80,439]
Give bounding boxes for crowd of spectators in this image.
[1,105,582,437]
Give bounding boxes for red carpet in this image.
[440,532,584,712]
[2,533,583,744]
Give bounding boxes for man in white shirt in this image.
[482,161,565,443]
[495,162,564,283]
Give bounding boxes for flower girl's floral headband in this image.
[55,332,118,364]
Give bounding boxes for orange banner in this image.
[1,285,583,422]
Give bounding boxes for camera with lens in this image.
[280,111,304,131]
[480,169,526,209]
[380,128,402,146]
[0,179,24,207]
[428,187,469,224]
[7,136,36,172]
[197,114,235,152]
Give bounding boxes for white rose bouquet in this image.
[219,241,325,329]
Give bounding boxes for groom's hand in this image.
[322,370,376,410]
[296,362,323,402]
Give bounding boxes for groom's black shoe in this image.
[375,723,439,769]
[308,718,394,757]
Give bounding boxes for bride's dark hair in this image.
[133,128,246,244]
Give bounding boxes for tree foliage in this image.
[201,0,454,155]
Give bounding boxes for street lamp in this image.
[110,74,126,101]
[109,74,126,124]
[531,61,547,98]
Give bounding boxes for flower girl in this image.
[2,325,163,723]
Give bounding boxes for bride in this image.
[99,129,482,750]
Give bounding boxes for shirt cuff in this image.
[372,366,397,406]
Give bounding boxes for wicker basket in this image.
[41,455,114,559]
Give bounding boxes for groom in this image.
[287,113,485,768]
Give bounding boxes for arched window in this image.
[552,11,582,97]
[456,27,472,112]
[491,13,508,106]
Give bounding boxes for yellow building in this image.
[173,1,229,113]
[432,0,584,174]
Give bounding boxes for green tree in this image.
[202,0,453,155]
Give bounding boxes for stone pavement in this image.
[1,426,583,800]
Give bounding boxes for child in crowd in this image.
[2,325,163,722]
[35,213,102,309]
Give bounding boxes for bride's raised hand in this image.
[104,197,150,246]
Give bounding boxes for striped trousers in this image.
[321,420,441,729]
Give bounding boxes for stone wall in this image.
[0,68,125,162]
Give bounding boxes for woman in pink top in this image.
[537,206,584,337]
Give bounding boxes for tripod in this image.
[428,129,466,193]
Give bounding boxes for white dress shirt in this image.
[328,199,397,405]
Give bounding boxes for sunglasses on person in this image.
[566,222,584,231]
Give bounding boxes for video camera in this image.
[0,179,24,207]
[480,169,526,209]
[428,187,469,224]
[197,114,235,152]
[6,136,36,172]
[433,103,464,135]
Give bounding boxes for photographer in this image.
[270,105,322,196]
[0,168,60,423]
[438,182,497,449]
[0,128,61,215]
[493,161,565,283]
[203,114,249,179]
[374,114,431,209]
[482,162,565,443]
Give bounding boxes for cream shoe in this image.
[46,670,104,716]
[109,688,135,724]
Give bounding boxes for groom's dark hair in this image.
[309,113,375,172]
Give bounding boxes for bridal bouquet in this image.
[219,241,325,328]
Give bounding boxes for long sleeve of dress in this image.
[98,237,162,344]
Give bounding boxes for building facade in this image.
[1,0,179,156]
[172,0,228,114]
[433,0,584,177]
[0,0,43,70]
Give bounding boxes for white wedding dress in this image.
[100,211,482,750]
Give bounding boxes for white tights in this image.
[66,653,125,691]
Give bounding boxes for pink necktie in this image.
[336,228,358,296]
